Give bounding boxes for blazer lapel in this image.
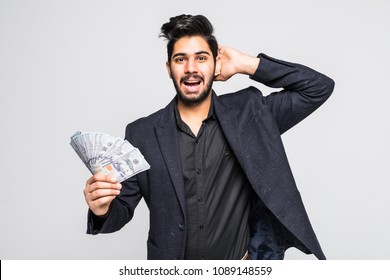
[213,93,247,172]
[155,99,186,216]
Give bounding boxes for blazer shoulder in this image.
[217,86,266,109]
[125,107,165,138]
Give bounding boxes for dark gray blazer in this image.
[87,53,335,260]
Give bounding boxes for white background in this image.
[0,0,389,260]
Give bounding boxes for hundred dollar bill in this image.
[70,131,150,182]
[94,148,150,182]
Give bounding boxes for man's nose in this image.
[185,59,198,73]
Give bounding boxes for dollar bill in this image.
[70,131,150,182]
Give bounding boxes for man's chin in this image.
[177,91,209,106]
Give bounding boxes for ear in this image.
[214,55,221,77]
[166,61,172,79]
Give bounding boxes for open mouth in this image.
[181,75,204,91]
[181,74,203,85]
[183,80,201,87]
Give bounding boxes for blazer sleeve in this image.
[250,53,335,134]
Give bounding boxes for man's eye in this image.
[198,56,207,61]
[175,58,186,63]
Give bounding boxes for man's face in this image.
[166,36,219,106]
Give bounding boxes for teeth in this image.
[185,81,200,85]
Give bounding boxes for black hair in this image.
[159,14,218,62]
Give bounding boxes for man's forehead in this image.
[172,36,211,56]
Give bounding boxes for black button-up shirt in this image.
[175,101,252,260]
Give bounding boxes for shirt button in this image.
[196,169,201,174]
[199,225,204,230]
[198,197,203,202]
[178,224,185,231]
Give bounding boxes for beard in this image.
[171,73,214,106]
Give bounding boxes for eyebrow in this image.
[172,51,211,59]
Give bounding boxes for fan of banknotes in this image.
[70,131,150,182]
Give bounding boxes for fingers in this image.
[86,173,116,186]
[218,44,226,52]
[84,174,122,216]
[85,174,121,197]
[87,182,121,201]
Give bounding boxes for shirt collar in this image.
[174,95,216,127]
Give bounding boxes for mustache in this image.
[180,74,204,83]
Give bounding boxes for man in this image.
[83,14,334,260]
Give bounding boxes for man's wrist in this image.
[240,56,260,76]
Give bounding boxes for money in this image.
[70,131,150,182]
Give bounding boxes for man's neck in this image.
[177,94,212,136]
